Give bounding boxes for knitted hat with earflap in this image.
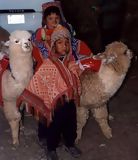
[51,24,71,49]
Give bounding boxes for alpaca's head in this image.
[103,41,133,74]
[9,30,32,54]
[105,41,133,60]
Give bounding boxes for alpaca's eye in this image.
[15,40,19,43]
[28,38,31,41]
[124,50,127,55]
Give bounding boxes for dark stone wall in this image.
[0,26,10,51]
[57,0,138,54]
[0,26,10,41]
[57,0,102,53]
[122,0,138,54]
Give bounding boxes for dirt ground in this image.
[0,58,138,160]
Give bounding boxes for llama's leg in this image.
[76,107,89,142]
[3,100,21,145]
[91,105,112,139]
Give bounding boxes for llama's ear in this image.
[4,41,10,47]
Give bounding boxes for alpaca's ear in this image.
[93,53,105,59]
[103,53,117,64]
[4,41,10,47]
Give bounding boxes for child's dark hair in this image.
[42,6,61,27]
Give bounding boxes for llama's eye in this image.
[28,38,31,41]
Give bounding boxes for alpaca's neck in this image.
[99,64,127,97]
[9,54,33,83]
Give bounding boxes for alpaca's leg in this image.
[19,102,26,131]
[3,100,21,145]
[76,107,89,142]
[9,119,20,145]
[92,105,112,139]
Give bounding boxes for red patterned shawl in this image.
[27,57,80,120]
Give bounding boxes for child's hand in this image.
[68,61,83,77]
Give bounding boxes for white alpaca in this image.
[2,30,33,145]
[77,42,133,141]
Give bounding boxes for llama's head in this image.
[8,30,32,54]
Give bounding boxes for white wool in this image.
[2,30,33,145]
[9,30,33,83]
[2,30,33,98]
[9,30,31,42]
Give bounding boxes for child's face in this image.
[54,37,70,56]
[46,13,60,29]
